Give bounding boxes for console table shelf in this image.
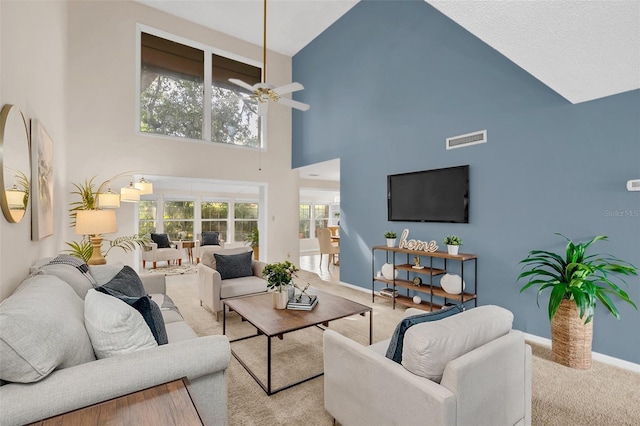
[372,245,478,312]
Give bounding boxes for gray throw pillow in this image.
[35,255,97,299]
[385,304,465,363]
[202,231,220,246]
[150,233,171,248]
[214,251,253,280]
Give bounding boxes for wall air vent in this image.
[446,130,487,150]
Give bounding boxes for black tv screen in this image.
[387,165,469,223]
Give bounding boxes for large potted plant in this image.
[262,260,298,309]
[517,234,638,369]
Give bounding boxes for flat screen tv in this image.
[387,165,469,223]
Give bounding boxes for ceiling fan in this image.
[229,0,310,116]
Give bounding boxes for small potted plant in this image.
[384,231,397,247]
[244,227,259,260]
[443,235,462,255]
[262,260,299,309]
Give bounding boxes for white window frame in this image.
[135,24,266,150]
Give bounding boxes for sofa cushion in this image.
[202,231,220,246]
[150,233,171,248]
[385,304,465,363]
[401,305,513,383]
[31,255,97,299]
[214,251,253,280]
[97,266,168,345]
[165,321,199,343]
[150,293,184,324]
[220,276,266,299]
[0,275,96,383]
[84,290,158,359]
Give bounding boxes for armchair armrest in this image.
[140,273,166,295]
[0,336,230,426]
[197,263,223,315]
[252,260,266,277]
[323,329,455,426]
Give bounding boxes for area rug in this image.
[166,271,640,426]
[141,264,197,276]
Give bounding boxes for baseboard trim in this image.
[523,333,640,373]
[338,280,640,372]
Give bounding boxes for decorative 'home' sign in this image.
[398,229,438,252]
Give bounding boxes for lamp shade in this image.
[120,182,140,202]
[134,177,153,195]
[75,209,117,235]
[97,189,120,208]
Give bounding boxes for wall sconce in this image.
[75,209,117,265]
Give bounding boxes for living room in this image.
[1,0,639,424]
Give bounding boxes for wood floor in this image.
[299,254,339,283]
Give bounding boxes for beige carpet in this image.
[166,271,640,426]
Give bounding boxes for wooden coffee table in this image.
[223,290,372,395]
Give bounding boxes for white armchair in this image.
[195,232,225,263]
[141,236,183,269]
[324,306,532,426]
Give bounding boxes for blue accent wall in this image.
[292,0,640,363]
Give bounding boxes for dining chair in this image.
[317,228,340,267]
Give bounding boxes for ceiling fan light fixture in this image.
[228,0,309,115]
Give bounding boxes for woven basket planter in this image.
[551,299,593,369]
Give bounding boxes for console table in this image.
[372,245,478,311]
[29,377,204,425]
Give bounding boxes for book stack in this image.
[379,287,398,297]
[287,294,318,311]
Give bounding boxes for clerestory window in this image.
[139,30,262,147]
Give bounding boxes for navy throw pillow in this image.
[100,265,146,297]
[202,231,220,246]
[385,304,465,364]
[214,251,253,280]
[150,233,171,249]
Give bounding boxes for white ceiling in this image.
[136,0,640,180]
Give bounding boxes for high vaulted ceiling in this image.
[136,0,639,105]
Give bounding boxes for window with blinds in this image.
[140,31,262,147]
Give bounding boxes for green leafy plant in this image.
[384,231,397,239]
[262,260,298,292]
[244,227,259,248]
[517,234,638,324]
[443,235,462,246]
[67,177,150,261]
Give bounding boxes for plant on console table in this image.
[443,235,462,255]
[263,260,299,309]
[517,234,637,370]
[384,231,397,248]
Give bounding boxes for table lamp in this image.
[75,209,117,265]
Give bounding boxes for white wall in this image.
[0,0,68,300]
[1,0,301,299]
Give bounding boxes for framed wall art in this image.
[31,119,53,240]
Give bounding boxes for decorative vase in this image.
[381,263,398,280]
[551,299,593,369]
[440,273,465,294]
[447,245,459,255]
[386,238,396,247]
[273,291,289,310]
[412,295,422,304]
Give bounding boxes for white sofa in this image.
[324,306,532,426]
[0,260,230,425]
[196,247,266,320]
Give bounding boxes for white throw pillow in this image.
[84,290,157,359]
[401,305,513,383]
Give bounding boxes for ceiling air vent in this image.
[446,130,487,150]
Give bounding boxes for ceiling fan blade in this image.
[228,78,256,92]
[273,82,304,96]
[278,97,310,111]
